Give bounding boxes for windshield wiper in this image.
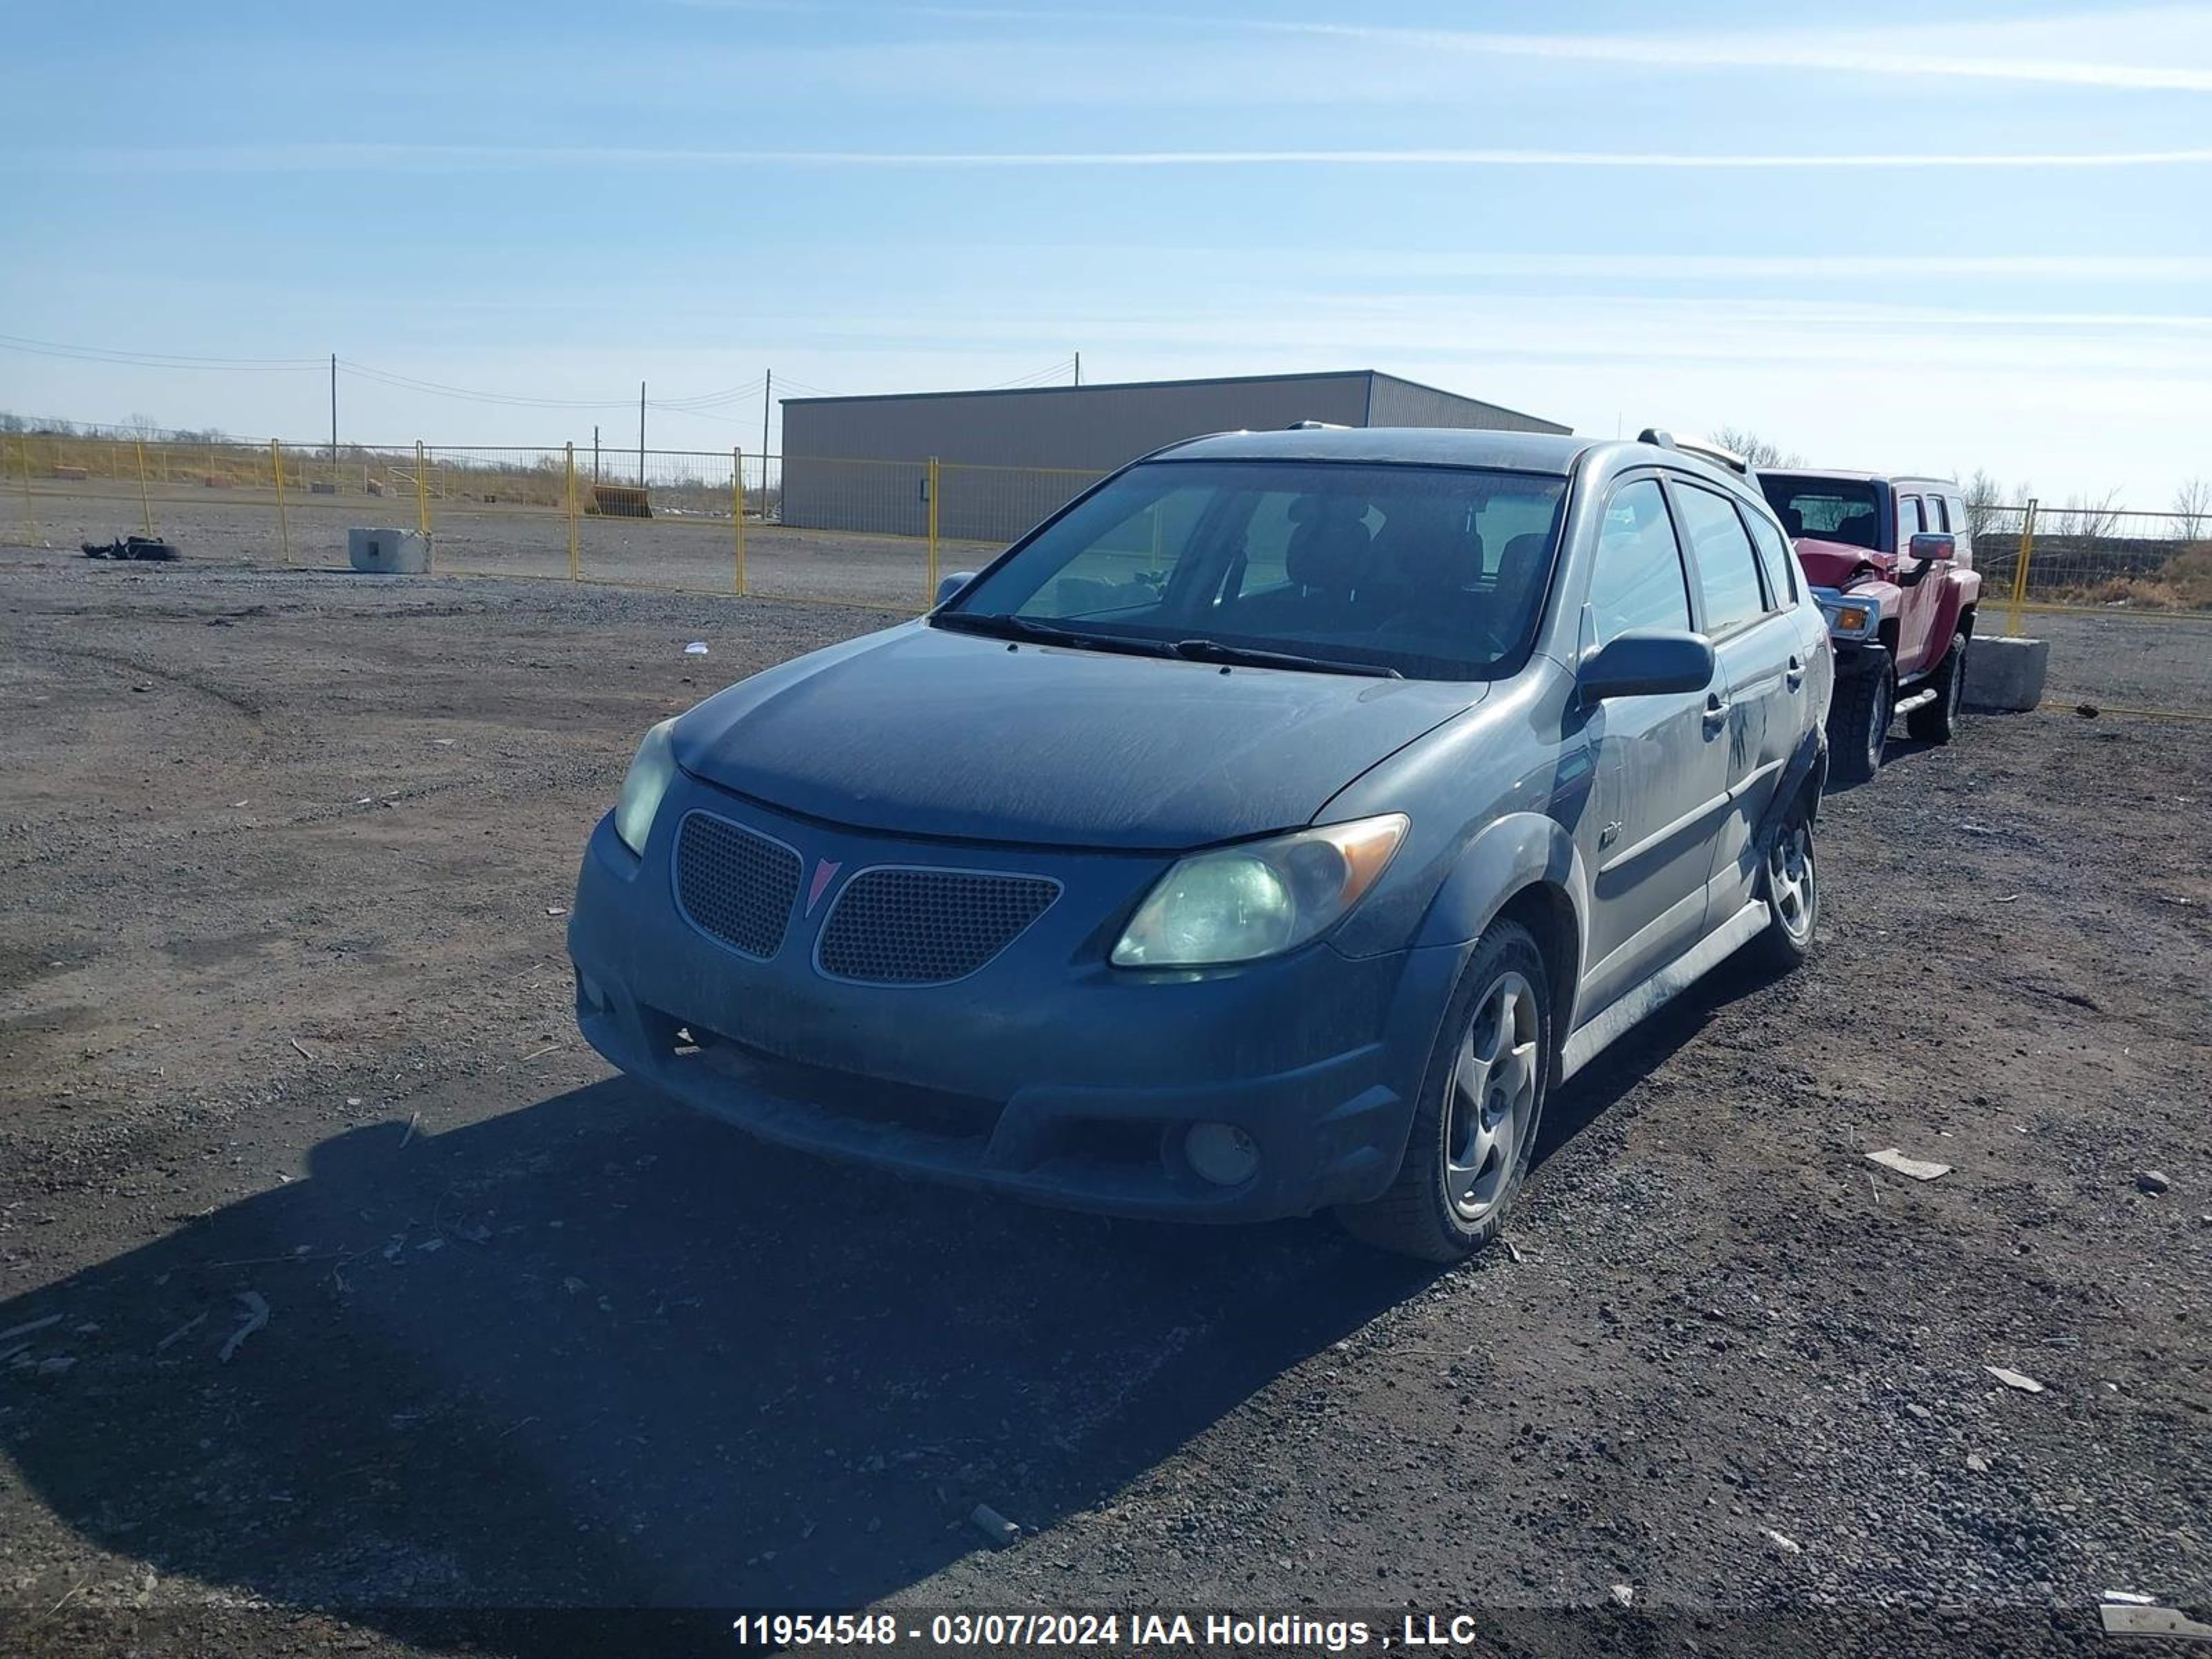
[931,610,1176,657]
[1168,638,1403,679]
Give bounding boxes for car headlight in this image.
[612,718,678,856]
[1111,814,1409,968]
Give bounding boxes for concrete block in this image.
[347,527,433,575]
[52,465,88,482]
[1964,635,2047,712]
[310,480,338,496]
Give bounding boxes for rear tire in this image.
[1748,800,1819,972]
[1337,921,1550,1262]
[1906,630,1968,743]
[1828,665,1892,787]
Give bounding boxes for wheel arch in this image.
[1414,811,1588,1062]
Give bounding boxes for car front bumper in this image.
[565,775,1462,1223]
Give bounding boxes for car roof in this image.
[1155,426,1596,473]
[1763,467,1959,490]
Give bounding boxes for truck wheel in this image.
[1906,631,1968,744]
[1749,802,1818,972]
[1338,921,1550,1263]
[1827,666,1891,787]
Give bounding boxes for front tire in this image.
[1828,664,1892,787]
[1337,921,1550,1262]
[1906,630,1969,743]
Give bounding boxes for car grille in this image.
[816,868,1059,985]
[674,813,803,959]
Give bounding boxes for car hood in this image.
[1794,536,1884,589]
[671,621,1483,849]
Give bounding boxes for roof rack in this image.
[1636,427,1676,450]
[1673,435,1751,477]
[1286,419,1349,431]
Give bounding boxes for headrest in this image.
[1378,498,1482,594]
[1284,496,1372,592]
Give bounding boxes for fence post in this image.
[133,440,155,538]
[11,435,39,547]
[414,441,431,537]
[733,447,748,596]
[926,455,941,607]
[2007,498,2038,638]
[565,442,580,581]
[271,439,292,566]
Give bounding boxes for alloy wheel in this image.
[1445,970,1541,1222]
[1768,821,1816,944]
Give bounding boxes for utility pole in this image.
[637,381,646,485]
[1074,352,1081,387]
[593,424,601,482]
[761,370,771,472]
[329,353,338,463]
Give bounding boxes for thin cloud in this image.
[812,3,2212,94]
[55,143,2212,172]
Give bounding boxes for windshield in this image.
[940,460,1568,680]
[1759,476,1884,552]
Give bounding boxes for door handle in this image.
[1785,655,1805,691]
[1703,693,1730,731]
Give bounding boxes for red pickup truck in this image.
[1756,471,1983,785]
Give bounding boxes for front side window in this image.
[1674,480,1770,635]
[944,460,1568,679]
[1585,478,1692,645]
[1759,476,1882,551]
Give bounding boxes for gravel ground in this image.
[0,549,2206,1658]
[9,482,986,612]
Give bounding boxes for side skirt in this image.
[1558,899,1769,1084]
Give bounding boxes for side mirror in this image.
[934,571,977,607]
[1579,630,1716,702]
[1908,532,1956,563]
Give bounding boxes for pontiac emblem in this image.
[805,859,843,915]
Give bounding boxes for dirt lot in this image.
[15,482,987,613]
[0,549,2206,1657]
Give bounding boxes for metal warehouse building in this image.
[779,370,1571,543]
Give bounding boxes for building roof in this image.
[1158,426,1595,472]
[781,368,1563,432]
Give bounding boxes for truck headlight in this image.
[1111,815,1408,968]
[613,718,678,856]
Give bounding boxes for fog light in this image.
[1185,1121,1260,1188]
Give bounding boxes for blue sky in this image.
[3,1,2209,504]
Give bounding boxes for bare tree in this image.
[2173,476,2211,539]
[1707,426,1802,469]
[2048,488,2124,540]
[120,412,165,441]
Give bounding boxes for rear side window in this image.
[1673,481,1770,635]
[1586,478,1692,645]
[1744,509,1798,605]
[1931,496,1952,533]
[1900,494,1926,541]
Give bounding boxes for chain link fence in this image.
[7,438,2208,712]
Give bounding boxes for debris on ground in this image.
[80,536,180,562]
[2099,1603,2212,1638]
[2074,703,2100,718]
[153,1311,208,1354]
[218,1291,270,1363]
[1985,1365,2045,1394]
[1761,1528,1801,1556]
[1608,1584,1635,1609]
[684,641,709,655]
[546,906,568,917]
[971,1503,1021,1548]
[1866,1148,1951,1181]
[2135,1170,2172,1195]
[0,1313,64,1346]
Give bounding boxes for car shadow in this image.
[0,1080,1432,1650]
